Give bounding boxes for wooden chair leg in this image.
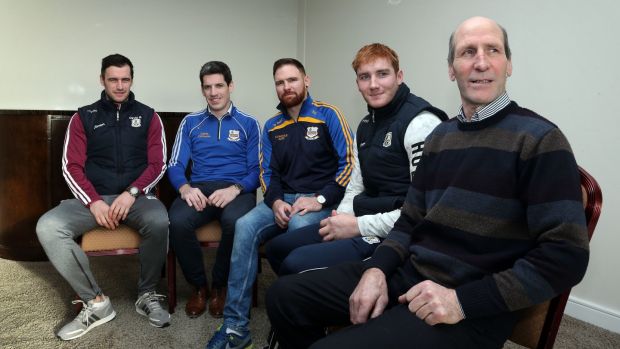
[167,250,177,314]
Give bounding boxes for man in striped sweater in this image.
[265,16,590,349]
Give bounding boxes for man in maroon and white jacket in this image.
[37,54,170,341]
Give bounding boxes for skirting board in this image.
[566,296,620,334]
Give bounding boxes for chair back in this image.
[508,166,603,349]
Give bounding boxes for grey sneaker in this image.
[135,291,170,328]
[57,296,116,340]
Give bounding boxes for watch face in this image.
[129,187,139,196]
[317,195,326,204]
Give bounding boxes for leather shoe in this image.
[185,285,209,318]
[208,287,226,318]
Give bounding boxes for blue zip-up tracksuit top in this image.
[167,103,261,193]
[261,95,354,208]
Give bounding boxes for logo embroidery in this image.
[129,115,142,128]
[305,126,319,140]
[94,123,105,130]
[87,109,98,114]
[228,129,240,141]
[382,132,392,147]
[198,132,210,138]
[275,134,288,141]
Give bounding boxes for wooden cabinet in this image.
[0,111,184,261]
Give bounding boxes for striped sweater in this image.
[366,101,590,319]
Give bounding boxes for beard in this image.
[278,86,307,108]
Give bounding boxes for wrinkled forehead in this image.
[454,20,504,50]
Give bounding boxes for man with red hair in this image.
[265,43,447,276]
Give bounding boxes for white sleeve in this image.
[357,111,443,238]
[404,111,442,179]
[336,137,362,215]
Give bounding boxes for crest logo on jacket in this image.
[305,126,319,140]
[129,116,142,128]
[228,129,240,142]
[383,132,392,147]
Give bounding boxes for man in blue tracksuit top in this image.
[167,61,260,319]
[206,58,355,349]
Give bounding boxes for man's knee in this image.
[36,210,70,244]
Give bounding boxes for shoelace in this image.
[142,292,166,312]
[71,299,94,326]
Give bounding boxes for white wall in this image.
[0,0,300,121]
[302,0,619,333]
[0,0,618,334]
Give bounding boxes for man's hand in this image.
[108,191,136,226]
[179,184,208,211]
[290,196,323,216]
[209,186,240,208]
[397,280,464,326]
[89,200,116,230]
[349,268,389,324]
[319,210,360,241]
[272,199,292,229]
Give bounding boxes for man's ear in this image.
[448,65,456,81]
[100,74,105,86]
[229,81,235,93]
[304,75,311,89]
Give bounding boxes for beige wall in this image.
[302,0,618,333]
[0,0,299,122]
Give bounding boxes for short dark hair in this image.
[447,23,511,65]
[273,58,306,76]
[101,54,134,78]
[199,61,233,85]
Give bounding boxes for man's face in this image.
[274,64,309,108]
[449,17,512,113]
[202,73,233,116]
[355,57,403,109]
[100,65,132,104]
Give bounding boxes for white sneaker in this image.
[135,291,170,328]
[57,296,116,340]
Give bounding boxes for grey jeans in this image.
[36,194,169,301]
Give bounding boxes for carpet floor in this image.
[1,253,619,348]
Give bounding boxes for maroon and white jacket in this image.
[63,91,166,206]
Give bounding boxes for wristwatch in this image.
[126,186,140,198]
[233,183,244,193]
[315,194,326,205]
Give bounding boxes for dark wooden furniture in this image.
[0,110,184,261]
[508,166,603,349]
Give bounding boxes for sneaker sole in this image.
[135,306,171,328]
[57,310,117,341]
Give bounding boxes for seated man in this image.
[206,58,354,349]
[266,17,590,349]
[167,61,260,318]
[266,43,447,276]
[36,54,170,340]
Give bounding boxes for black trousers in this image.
[266,261,516,349]
[168,181,256,288]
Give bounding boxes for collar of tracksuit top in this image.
[456,91,510,123]
[206,101,234,119]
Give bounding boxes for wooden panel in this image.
[0,110,186,261]
[0,113,50,260]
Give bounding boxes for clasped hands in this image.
[180,184,241,211]
[272,196,323,228]
[89,191,136,230]
[349,268,464,326]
